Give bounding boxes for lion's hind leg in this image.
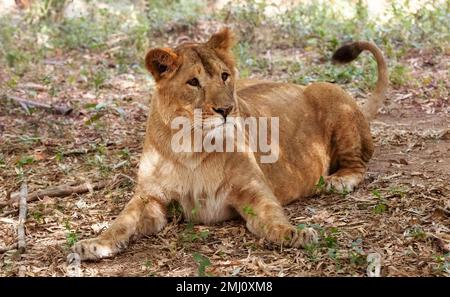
[325,113,374,194]
[325,169,365,193]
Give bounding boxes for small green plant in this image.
[143,259,155,277]
[18,135,41,145]
[41,74,52,85]
[32,210,43,224]
[315,176,326,191]
[349,238,366,266]
[389,186,407,198]
[95,144,107,155]
[6,77,18,89]
[371,189,381,199]
[181,222,209,243]
[191,206,198,217]
[243,205,257,217]
[434,253,450,275]
[300,224,341,265]
[48,85,59,97]
[55,149,64,162]
[373,203,387,214]
[407,226,427,241]
[167,201,183,219]
[64,220,78,247]
[92,69,107,91]
[0,153,5,168]
[16,156,35,168]
[192,253,211,277]
[323,227,339,249]
[390,63,412,86]
[119,148,130,159]
[85,113,105,126]
[66,231,78,247]
[297,223,306,230]
[86,147,111,176]
[84,102,110,126]
[232,42,252,78]
[371,189,388,214]
[303,242,320,261]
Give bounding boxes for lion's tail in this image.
[332,41,389,122]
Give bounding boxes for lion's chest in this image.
[138,151,235,224]
[177,169,234,224]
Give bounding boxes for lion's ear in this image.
[207,28,236,51]
[145,48,181,81]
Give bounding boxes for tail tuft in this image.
[332,42,363,64]
[331,41,389,121]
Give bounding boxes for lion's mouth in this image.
[199,117,236,140]
[202,117,224,128]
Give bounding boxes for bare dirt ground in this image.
[1,34,449,276]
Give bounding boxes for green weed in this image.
[192,253,211,277]
[64,220,78,247]
[371,189,389,214]
[243,205,257,217]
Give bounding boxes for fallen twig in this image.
[17,182,28,253]
[0,209,17,217]
[0,243,18,253]
[9,180,108,205]
[7,176,127,206]
[48,142,115,158]
[116,173,135,184]
[18,82,48,92]
[6,95,73,115]
[0,217,16,224]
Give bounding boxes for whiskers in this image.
[189,111,236,134]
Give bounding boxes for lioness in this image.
[73,28,388,260]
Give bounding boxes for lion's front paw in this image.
[72,237,119,261]
[268,224,319,248]
[289,227,319,248]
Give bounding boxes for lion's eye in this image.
[221,72,230,82]
[187,78,200,87]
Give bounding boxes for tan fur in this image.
[73,29,388,260]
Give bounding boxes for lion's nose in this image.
[213,105,233,119]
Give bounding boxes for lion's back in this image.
[236,80,308,118]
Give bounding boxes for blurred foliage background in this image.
[0,0,448,91]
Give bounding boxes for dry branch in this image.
[6,95,73,115]
[17,182,28,253]
[0,209,17,217]
[0,243,18,253]
[8,180,108,205]
[7,176,127,207]
[18,82,48,92]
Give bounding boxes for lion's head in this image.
[145,28,238,134]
